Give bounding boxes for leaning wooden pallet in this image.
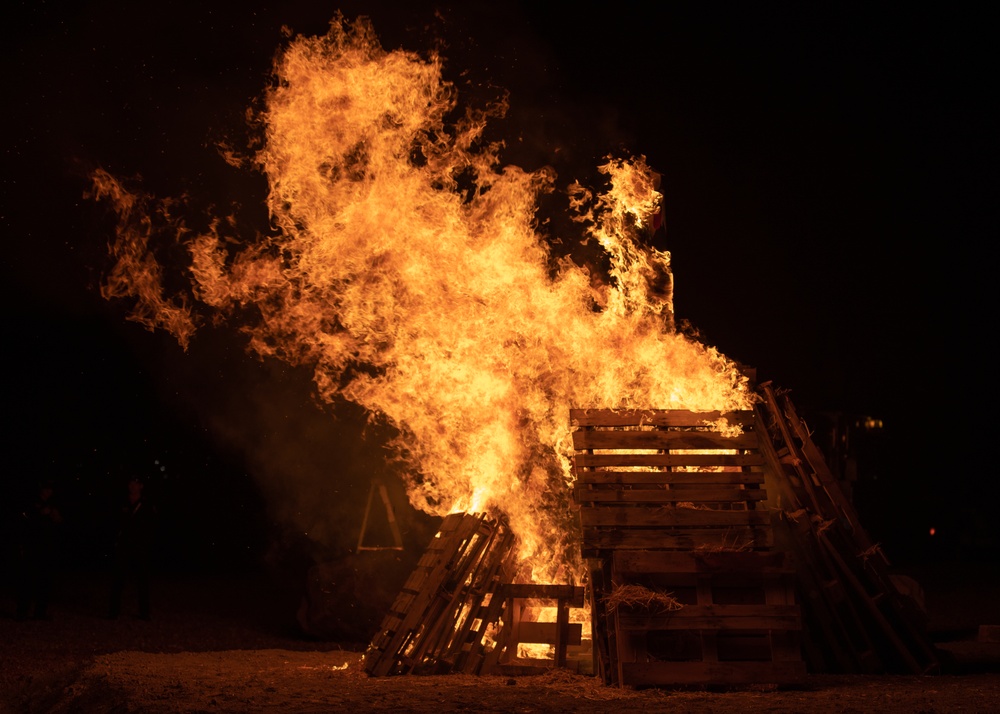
[363,512,517,676]
[756,383,939,675]
[364,512,588,677]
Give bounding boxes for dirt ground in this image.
[2,564,999,714]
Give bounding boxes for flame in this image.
[94,17,751,583]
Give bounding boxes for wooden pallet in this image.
[573,409,772,558]
[364,512,587,677]
[363,512,518,676]
[610,550,805,686]
[481,584,587,674]
[571,408,805,687]
[756,383,939,674]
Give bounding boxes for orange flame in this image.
[94,17,751,583]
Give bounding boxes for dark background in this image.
[1,0,996,603]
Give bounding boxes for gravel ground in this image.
[2,563,998,713]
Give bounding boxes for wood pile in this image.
[365,384,939,687]
[572,407,805,687]
[572,389,939,687]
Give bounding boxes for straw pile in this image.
[603,584,683,613]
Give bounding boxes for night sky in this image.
[2,2,996,572]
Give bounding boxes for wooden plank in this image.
[573,429,758,451]
[620,660,806,686]
[613,550,793,575]
[502,584,586,607]
[616,604,801,631]
[574,453,765,469]
[697,576,719,663]
[575,470,764,486]
[580,507,771,528]
[582,527,774,551]
[575,487,768,503]
[555,600,568,668]
[502,584,582,600]
[570,409,756,428]
[516,621,583,646]
[765,579,803,663]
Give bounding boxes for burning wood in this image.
[85,12,937,690]
[363,512,586,676]
[90,15,752,591]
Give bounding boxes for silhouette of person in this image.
[15,480,63,620]
[109,476,154,620]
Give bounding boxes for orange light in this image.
[93,16,753,585]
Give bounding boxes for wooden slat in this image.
[574,453,765,469]
[573,429,758,451]
[616,604,801,631]
[580,507,771,528]
[575,470,763,485]
[516,621,583,646]
[620,660,805,686]
[613,550,793,575]
[575,487,767,503]
[502,584,585,606]
[570,409,756,428]
[582,527,774,551]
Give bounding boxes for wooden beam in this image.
[613,550,793,575]
[501,584,585,606]
[575,470,764,485]
[574,453,765,469]
[575,487,768,503]
[580,507,771,528]
[582,527,774,551]
[615,604,802,631]
[570,409,756,428]
[573,429,759,451]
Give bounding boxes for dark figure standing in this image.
[15,481,63,620]
[109,477,154,620]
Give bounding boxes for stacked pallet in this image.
[572,408,805,687]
